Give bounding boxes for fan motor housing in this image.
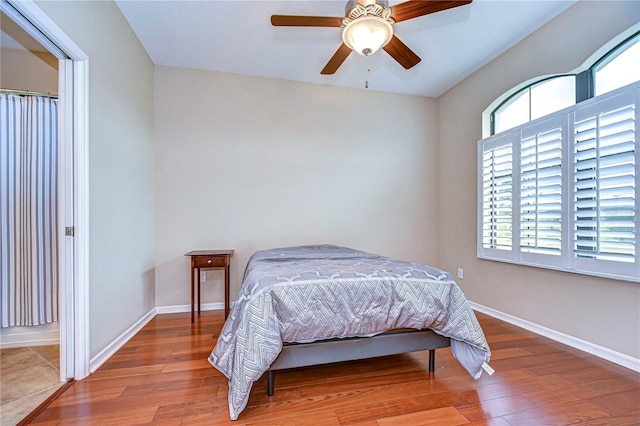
[345,0,389,15]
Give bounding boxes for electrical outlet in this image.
[457,268,464,280]
[200,271,206,282]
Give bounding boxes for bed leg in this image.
[428,349,436,372]
[267,370,274,396]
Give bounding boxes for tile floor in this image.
[0,345,64,426]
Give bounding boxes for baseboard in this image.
[470,302,640,373]
[155,302,224,315]
[89,308,156,373]
[0,323,60,348]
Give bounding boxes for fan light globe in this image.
[342,16,393,56]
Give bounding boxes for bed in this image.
[209,244,491,420]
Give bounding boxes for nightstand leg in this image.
[190,259,195,323]
[224,258,230,319]
[197,267,201,316]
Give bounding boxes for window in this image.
[493,76,576,134]
[594,33,640,97]
[479,29,640,281]
[478,83,639,282]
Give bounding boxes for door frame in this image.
[1,0,90,380]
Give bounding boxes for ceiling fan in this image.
[271,0,473,75]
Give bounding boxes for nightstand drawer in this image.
[193,256,226,268]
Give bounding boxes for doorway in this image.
[0,0,89,382]
[0,9,60,342]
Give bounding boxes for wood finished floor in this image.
[29,311,639,425]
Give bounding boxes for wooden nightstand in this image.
[185,250,233,322]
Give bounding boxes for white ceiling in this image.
[115,0,576,98]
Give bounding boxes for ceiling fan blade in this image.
[321,44,352,75]
[390,0,472,23]
[383,35,421,69]
[271,15,343,27]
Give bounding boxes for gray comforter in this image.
[209,245,491,420]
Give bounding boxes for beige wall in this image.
[154,66,439,307]
[1,11,57,93]
[437,1,640,358]
[36,0,155,358]
[0,47,57,93]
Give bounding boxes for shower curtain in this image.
[0,93,59,327]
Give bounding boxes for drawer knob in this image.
[207,259,212,265]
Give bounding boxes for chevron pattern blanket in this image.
[209,245,491,420]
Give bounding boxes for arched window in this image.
[594,32,640,96]
[488,30,640,136]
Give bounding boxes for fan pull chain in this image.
[365,65,371,89]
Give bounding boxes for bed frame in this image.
[266,328,450,396]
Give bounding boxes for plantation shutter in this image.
[520,119,564,256]
[480,136,513,253]
[573,92,636,264]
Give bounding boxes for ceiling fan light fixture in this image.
[342,15,393,56]
[272,0,471,74]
